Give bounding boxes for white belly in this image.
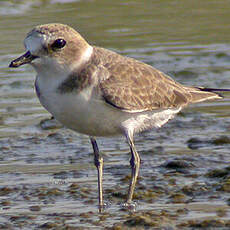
[36,76,181,137]
[37,82,125,136]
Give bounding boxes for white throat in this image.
[33,45,93,75]
[35,45,94,97]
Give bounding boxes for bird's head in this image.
[9,23,93,74]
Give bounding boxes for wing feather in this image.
[93,47,221,112]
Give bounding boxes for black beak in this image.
[9,51,38,68]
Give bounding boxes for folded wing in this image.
[97,48,221,112]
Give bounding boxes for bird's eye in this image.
[51,39,66,50]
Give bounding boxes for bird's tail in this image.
[196,87,230,94]
[185,86,230,104]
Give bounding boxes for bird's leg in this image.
[90,137,104,212]
[125,132,140,205]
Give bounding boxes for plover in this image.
[9,23,229,210]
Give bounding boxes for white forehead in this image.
[24,32,49,54]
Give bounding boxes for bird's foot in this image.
[121,201,137,212]
[98,201,110,213]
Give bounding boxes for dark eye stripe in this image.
[51,39,66,50]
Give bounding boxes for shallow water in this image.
[0,0,230,229]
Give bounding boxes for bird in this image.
[9,23,229,211]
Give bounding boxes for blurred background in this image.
[0,0,230,229]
